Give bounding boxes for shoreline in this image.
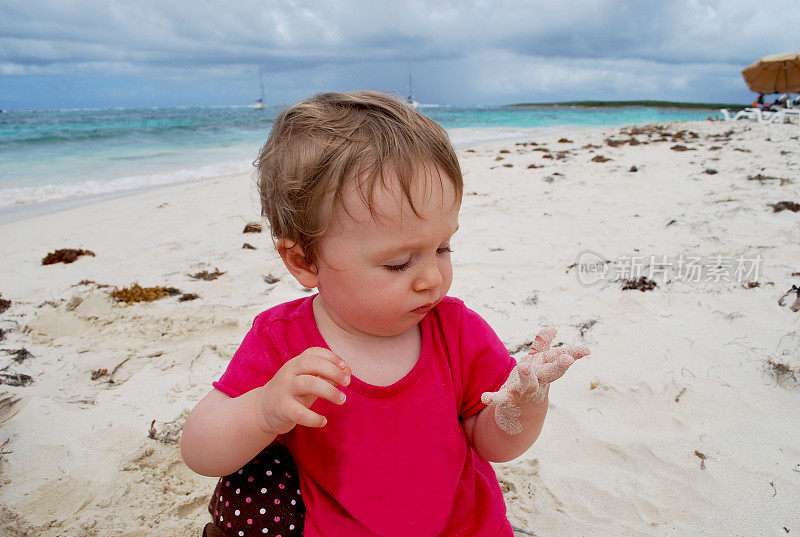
[1,119,798,536]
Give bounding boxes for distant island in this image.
[508,100,746,110]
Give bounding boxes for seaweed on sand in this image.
[0,295,9,315]
[110,283,181,303]
[769,201,800,213]
[0,373,33,387]
[621,277,658,292]
[243,222,262,233]
[189,267,226,281]
[42,248,95,265]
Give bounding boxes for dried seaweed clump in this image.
[621,277,658,292]
[243,222,262,234]
[149,416,185,444]
[189,268,226,281]
[110,283,180,303]
[42,248,95,265]
[770,201,800,213]
[0,294,10,315]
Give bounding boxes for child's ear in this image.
[277,239,319,289]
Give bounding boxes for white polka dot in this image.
[274,459,280,464]
[219,496,223,502]
[239,532,244,537]
[262,529,268,534]
[259,508,266,515]
[236,488,241,494]
[296,489,301,494]
[235,510,240,516]
[261,488,267,494]
[220,515,224,522]
[238,469,244,474]
[289,525,295,530]
[290,499,296,505]
[266,471,272,476]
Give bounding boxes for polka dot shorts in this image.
[203,442,305,537]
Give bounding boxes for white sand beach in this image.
[1,119,799,536]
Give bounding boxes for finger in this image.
[481,389,513,406]
[530,326,557,353]
[287,401,329,428]
[534,348,564,364]
[293,352,351,387]
[534,353,575,384]
[295,374,348,406]
[567,345,591,359]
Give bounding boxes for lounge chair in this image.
[720,108,759,121]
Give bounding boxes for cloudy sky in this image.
[1,0,797,110]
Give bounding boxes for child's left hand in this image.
[480,327,590,435]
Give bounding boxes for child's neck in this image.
[312,295,421,387]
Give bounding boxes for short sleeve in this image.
[213,315,286,398]
[457,305,516,419]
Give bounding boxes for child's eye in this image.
[384,259,412,272]
[437,246,453,254]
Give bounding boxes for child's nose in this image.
[413,258,443,291]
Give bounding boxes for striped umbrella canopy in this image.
[741,52,800,94]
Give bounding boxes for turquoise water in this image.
[0,104,720,213]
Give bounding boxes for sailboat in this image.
[253,67,265,110]
[406,61,419,109]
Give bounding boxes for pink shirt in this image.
[214,295,515,537]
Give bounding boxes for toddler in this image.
[181,91,588,537]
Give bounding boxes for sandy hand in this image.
[480,327,590,435]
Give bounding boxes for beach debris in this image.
[0,294,10,315]
[629,165,638,172]
[65,295,83,311]
[748,174,784,184]
[0,392,20,425]
[510,525,538,536]
[778,285,800,312]
[0,329,4,342]
[91,368,108,381]
[666,219,677,226]
[675,387,687,402]
[694,450,707,470]
[582,143,601,149]
[558,138,572,143]
[489,247,505,252]
[243,222,262,233]
[621,277,658,292]
[503,163,513,168]
[531,147,550,152]
[742,282,761,289]
[0,348,33,364]
[264,274,281,284]
[527,164,542,169]
[242,243,257,250]
[499,149,510,154]
[605,137,639,148]
[670,145,694,152]
[589,378,601,390]
[523,292,538,305]
[0,373,33,387]
[573,319,598,338]
[591,155,612,163]
[765,359,798,387]
[148,416,184,445]
[465,149,476,153]
[179,293,199,302]
[41,248,95,265]
[495,156,504,161]
[704,169,718,175]
[770,201,800,213]
[734,148,751,153]
[708,146,722,150]
[189,267,226,281]
[110,283,181,303]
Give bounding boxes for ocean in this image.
[0,104,721,222]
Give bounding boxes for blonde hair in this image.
[256,91,463,265]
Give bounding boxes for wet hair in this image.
[256,91,463,265]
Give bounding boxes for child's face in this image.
[311,166,460,338]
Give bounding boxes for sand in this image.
[1,119,798,536]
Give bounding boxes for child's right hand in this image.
[258,347,351,435]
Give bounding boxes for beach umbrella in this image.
[741,52,800,94]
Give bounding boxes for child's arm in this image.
[464,327,589,463]
[181,347,351,477]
